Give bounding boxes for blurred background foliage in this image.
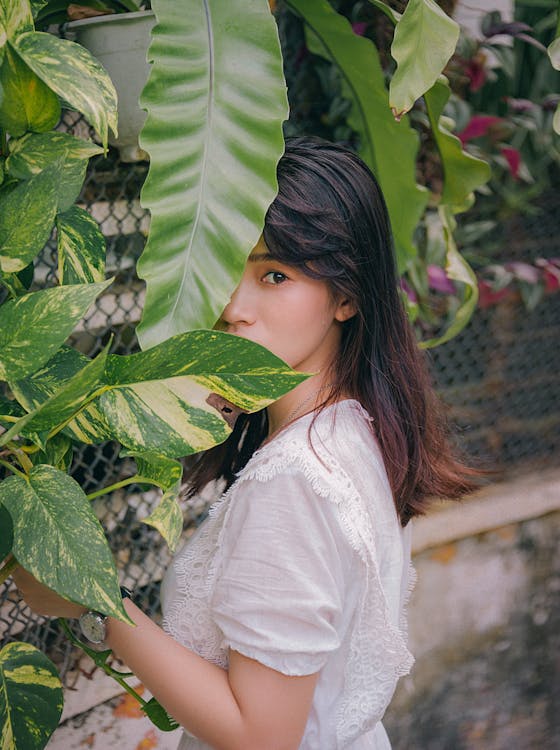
[275,0,560,332]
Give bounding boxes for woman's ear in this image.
[335,298,357,322]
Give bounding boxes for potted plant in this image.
[36,1,154,161]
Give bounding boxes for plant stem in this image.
[58,619,148,707]
[10,446,33,474]
[0,459,27,480]
[0,555,19,586]
[86,475,142,501]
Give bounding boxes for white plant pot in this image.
[67,11,156,162]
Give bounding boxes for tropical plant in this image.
[0,0,298,747]
[3,0,554,746]
[34,0,142,28]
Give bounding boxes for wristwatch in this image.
[78,586,133,645]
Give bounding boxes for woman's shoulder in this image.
[234,399,384,500]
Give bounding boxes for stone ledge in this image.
[412,467,560,555]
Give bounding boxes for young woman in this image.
[13,137,477,749]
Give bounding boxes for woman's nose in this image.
[221,278,255,327]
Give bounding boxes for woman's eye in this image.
[262,271,287,285]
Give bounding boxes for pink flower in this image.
[427,265,456,294]
[465,58,487,92]
[500,146,521,179]
[536,258,560,292]
[477,279,513,309]
[351,22,368,36]
[400,278,418,303]
[505,261,540,284]
[458,115,503,144]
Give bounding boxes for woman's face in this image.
[220,238,353,372]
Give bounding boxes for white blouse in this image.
[161,400,415,749]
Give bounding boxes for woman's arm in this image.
[11,568,317,750]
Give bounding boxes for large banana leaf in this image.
[389,0,459,119]
[0,642,63,750]
[287,0,428,271]
[136,0,289,348]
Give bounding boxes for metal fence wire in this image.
[1,112,559,684]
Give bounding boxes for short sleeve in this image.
[209,470,350,676]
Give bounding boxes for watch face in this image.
[79,611,107,644]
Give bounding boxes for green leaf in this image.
[142,697,180,732]
[7,132,103,211]
[288,0,428,270]
[0,0,33,41]
[0,641,63,750]
[0,44,60,135]
[136,0,289,347]
[33,434,73,472]
[3,344,110,447]
[134,453,183,552]
[0,162,59,274]
[56,206,106,284]
[0,502,13,561]
[424,78,491,208]
[389,0,459,119]
[548,35,560,70]
[553,101,560,135]
[10,346,113,445]
[13,31,118,148]
[419,206,478,349]
[0,466,132,622]
[367,0,401,24]
[0,279,112,381]
[98,330,307,457]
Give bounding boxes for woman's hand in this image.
[11,566,86,619]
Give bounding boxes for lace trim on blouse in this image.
[163,401,415,748]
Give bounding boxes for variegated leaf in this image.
[0,279,112,382]
[134,453,183,552]
[0,502,13,560]
[0,392,45,449]
[0,44,60,136]
[288,0,429,271]
[0,466,132,621]
[0,0,33,41]
[0,641,62,750]
[7,132,103,212]
[32,434,73,473]
[2,344,109,448]
[389,0,459,119]
[136,0,288,347]
[99,330,308,457]
[424,78,490,209]
[0,162,59,274]
[56,206,106,284]
[13,31,118,148]
[10,346,113,445]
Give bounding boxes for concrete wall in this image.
[385,470,560,750]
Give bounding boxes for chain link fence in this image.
[1,113,559,685]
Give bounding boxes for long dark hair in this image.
[186,136,479,525]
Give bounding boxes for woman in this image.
[14,137,477,749]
